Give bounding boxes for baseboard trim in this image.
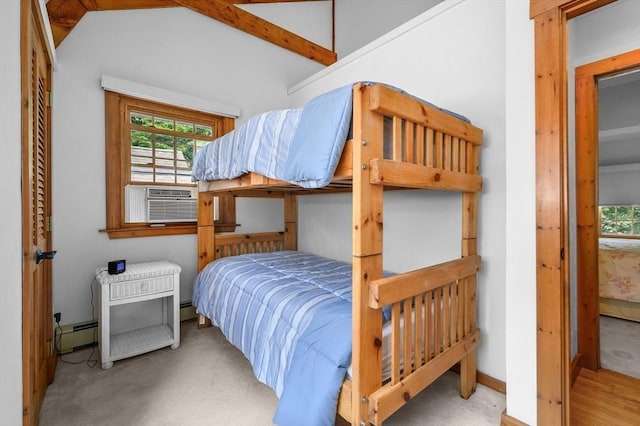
[449,364,506,394]
[571,352,582,386]
[478,371,506,394]
[501,410,528,426]
[56,303,197,353]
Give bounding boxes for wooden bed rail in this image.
[367,84,483,147]
[365,255,481,424]
[213,232,285,259]
[368,255,481,308]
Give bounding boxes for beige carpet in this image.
[600,315,640,379]
[39,320,505,426]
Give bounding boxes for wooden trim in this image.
[501,410,529,426]
[575,48,640,371]
[571,353,582,385]
[531,1,623,425]
[104,91,236,239]
[533,7,570,424]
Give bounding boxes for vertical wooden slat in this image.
[416,125,425,166]
[444,134,452,171]
[391,303,401,384]
[403,298,412,374]
[451,281,459,344]
[459,140,467,175]
[415,294,424,366]
[434,131,443,168]
[434,289,441,356]
[442,284,450,349]
[392,117,403,161]
[426,128,434,167]
[405,122,415,164]
[425,291,432,362]
[452,137,460,172]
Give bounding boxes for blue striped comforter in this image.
[191,85,353,189]
[192,251,354,425]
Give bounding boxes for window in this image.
[600,205,640,237]
[104,91,236,238]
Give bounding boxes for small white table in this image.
[97,261,181,369]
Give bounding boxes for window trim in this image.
[103,91,236,239]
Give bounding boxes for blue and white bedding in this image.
[192,251,355,425]
[191,82,471,189]
[191,85,353,189]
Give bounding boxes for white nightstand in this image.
[96,261,181,369]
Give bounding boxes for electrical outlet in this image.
[54,312,61,323]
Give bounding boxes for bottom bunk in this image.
[193,232,480,425]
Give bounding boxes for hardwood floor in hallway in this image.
[571,368,640,425]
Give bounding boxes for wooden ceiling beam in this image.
[173,0,336,65]
[47,0,88,47]
[46,0,336,66]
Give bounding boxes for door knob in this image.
[35,249,57,264]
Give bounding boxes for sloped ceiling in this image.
[46,0,337,65]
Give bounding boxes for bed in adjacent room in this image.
[599,237,640,322]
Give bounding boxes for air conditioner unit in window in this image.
[125,185,198,223]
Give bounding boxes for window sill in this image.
[101,223,237,239]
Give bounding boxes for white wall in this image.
[0,0,24,422]
[600,169,640,205]
[50,0,447,328]
[52,7,325,326]
[287,0,507,382]
[505,0,536,424]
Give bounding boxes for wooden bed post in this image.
[351,83,384,425]
[459,139,480,398]
[284,192,297,250]
[197,191,216,328]
[459,192,478,398]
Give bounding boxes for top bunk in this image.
[193,82,483,196]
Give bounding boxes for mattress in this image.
[599,238,640,303]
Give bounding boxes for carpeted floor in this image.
[600,315,640,379]
[39,320,505,426]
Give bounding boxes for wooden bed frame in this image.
[195,83,483,425]
[600,297,640,322]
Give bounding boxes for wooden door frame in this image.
[529,0,616,424]
[575,49,640,371]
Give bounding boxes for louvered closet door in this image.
[22,9,55,425]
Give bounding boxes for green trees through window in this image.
[600,205,640,236]
[129,111,214,184]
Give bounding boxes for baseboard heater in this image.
[57,303,197,354]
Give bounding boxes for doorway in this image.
[575,49,640,373]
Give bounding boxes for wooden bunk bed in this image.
[194,83,483,425]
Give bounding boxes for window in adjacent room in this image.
[104,91,236,238]
[599,205,640,237]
